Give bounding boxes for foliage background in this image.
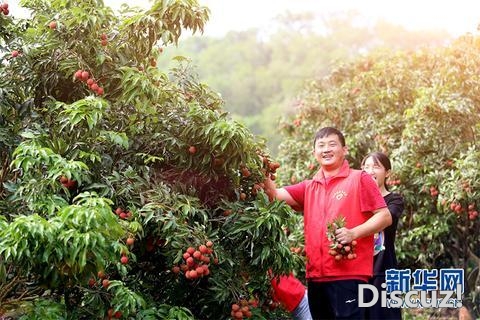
[157,11,452,155]
[275,36,480,318]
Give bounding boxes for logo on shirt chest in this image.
[333,190,348,200]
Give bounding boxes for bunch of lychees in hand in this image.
[326,215,357,261]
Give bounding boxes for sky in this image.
[7,0,480,37]
[193,0,480,37]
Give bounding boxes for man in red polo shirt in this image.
[265,127,392,319]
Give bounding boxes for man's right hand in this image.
[263,177,277,202]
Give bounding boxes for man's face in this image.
[313,134,347,169]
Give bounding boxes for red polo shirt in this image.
[285,160,386,282]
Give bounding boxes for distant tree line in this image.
[159,10,453,154]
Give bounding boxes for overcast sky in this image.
[8,0,480,37]
[193,0,480,37]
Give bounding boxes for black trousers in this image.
[308,279,366,320]
[364,275,402,320]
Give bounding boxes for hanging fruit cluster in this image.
[113,207,133,220]
[173,241,216,280]
[74,69,104,95]
[326,215,357,261]
[100,33,108,46]
[260,153,280,182]
[230,299,253,319]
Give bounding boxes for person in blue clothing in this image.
[361,151,404,320]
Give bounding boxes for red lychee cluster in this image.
[88,270,109,289]
[326,215,358,261]
[1,2,9,15]
[74,69,104,95]
[114,207,132,220]
[240,165,251,178]
[173,241,215,280]
[106,308,122,319]
[263,157,280,181]
[328,241,358,261]
[450,202,463,214]
[449,202,478,220]
[230,299,253,319]
[242,152,281,200]
[429,185,439,197]
[100,33,108,46]
[468,206,479,220]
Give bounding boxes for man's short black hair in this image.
[313,127,346,147]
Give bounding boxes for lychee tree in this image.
[276,36,480,317]
[0,0,304,319]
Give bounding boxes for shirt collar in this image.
[312,160,350,183]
